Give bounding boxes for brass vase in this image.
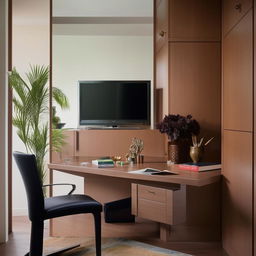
[189,146,203,163]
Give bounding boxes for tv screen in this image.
[79,81,150,127]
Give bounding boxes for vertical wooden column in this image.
[8,0,12,234]
[0,0,8,243]
[154,0,221,243]
[222,1,253,255]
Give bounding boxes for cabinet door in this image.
[156,0,169,53]
[169,42,221,162]
[169,0,221,41]
[51,130,76,162]
[222,130,252,256]
[75,130,166,157]
[156,42,169,117]
[223,0,252,36]
[223,10,253,132]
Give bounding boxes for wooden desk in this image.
[48,159,221,242]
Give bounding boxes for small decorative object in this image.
[52,106,66,129]
[157,114,200,163]
[190,135,214,163]
[126,137,144,163]
[112,156,122,163]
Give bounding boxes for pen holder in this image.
[136,154,144,164]
[189,146,204,163]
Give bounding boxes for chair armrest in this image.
[42,183,76,195]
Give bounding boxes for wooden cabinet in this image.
[155,0,221,162]
[223,10,253,132]
[169,42,221,162]
[74,129,166,157]
[169,0,221,41]
[131,184,186,225]
[156,0,169,53]
[222,130,252,256]
[222,4,254,256]
[223,0,252,36]
[52,129,166,162]
[154,3,221,242]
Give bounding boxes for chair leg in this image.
[93,212,101,256]
[29,220,44,256]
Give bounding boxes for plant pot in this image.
[168,142,180,163]
[56,123,66,129]
[168,140,190,164]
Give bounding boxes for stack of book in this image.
[178,162,221,172]
[92,159,114,168]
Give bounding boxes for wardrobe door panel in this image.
[223,10,253,132]
[169,0,221,41]
[156,0,169,53]
[169,42,221,162]
[222,130,252,256]
[223,0,252,36]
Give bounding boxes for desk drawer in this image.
[138,185,166,203]
[138,199,166,224]
[132,183,186,225]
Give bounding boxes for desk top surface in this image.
[49,157,221,187]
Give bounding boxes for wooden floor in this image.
[0,216,227,256]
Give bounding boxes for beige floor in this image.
[0,216,226,256]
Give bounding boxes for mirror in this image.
[51,0,154,129]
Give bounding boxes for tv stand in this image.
[51,129,166,161]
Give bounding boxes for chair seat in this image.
[44,194,102,219]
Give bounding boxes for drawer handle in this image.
[235,3,242,12]
[147,190,156,194]
[159,30,166,37]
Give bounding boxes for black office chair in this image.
[13,152,102,256]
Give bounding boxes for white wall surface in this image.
[53,0,153,17]
[12,0,50,216]
[0,0,8,243]
[53,35,153,129]
[52,34,153,196]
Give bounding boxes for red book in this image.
[178,162,221,172]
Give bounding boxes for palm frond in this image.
[52,129,67,152]
[52,87,69,109]
[9,65,69,185]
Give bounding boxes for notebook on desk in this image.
[128,168,177,176]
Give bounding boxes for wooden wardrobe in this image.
[222,0,254,255]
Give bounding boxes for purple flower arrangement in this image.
[157,114,200,142]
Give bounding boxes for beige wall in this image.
[12,0,50,215]
[53,35,153,129]
[0,0,8,243]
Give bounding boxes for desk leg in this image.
[160,224,171,241]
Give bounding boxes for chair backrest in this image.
[13,152,45,221]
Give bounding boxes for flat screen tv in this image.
[79,81,151,127]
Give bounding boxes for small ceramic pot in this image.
[190,146,203,163]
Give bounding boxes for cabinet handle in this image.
[235,3,242,12]
[159,30,166,37]
[147,190,156,194]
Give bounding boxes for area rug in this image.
[44,237,191,256]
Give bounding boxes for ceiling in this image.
[52,0,153,18]
[13,0,153,36]
[53,0,153,36]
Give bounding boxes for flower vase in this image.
[168,140,190,164]
[168,141,180,164]
[189,146,204,163]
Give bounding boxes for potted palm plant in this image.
[9,65,69,185]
